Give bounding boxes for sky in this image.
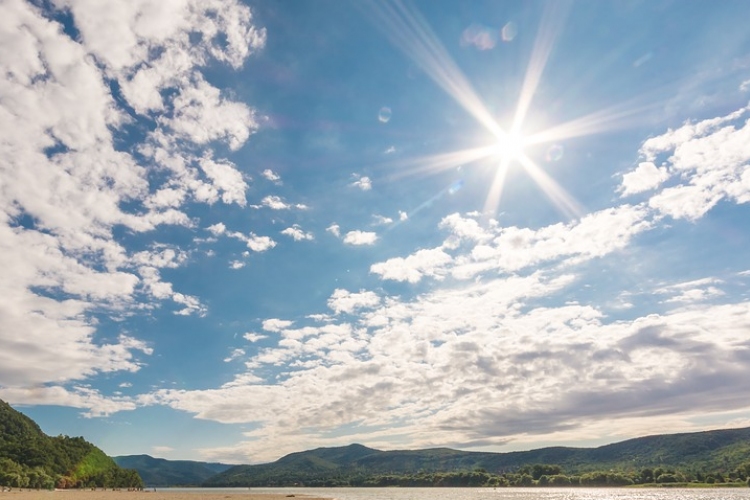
[1,0,750,465]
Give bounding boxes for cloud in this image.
[371,205,651,283]
[252,195,308,210]
[327,289,381,315]
[343,230,378,246]
[0,385,136,418]
[740,80,750,92]
[229,260,246,270]
[262,319,294,332]
[224,348,246,363]
[656,278,725,304]
[243,332,268,343]
[261,169,281,182]
[152,446,174,455]
[620,161,669,196]
[222,230,276,252]
[207,223,227,236]
[0,0,266,412]
[281,225,314,241]
[326,224,341,237]
[370,248,452,283]
[371,215,393,226]
[350,176,372,191]
[631,106,750,220]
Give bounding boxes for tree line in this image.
[0,400,143,490]
[210,462,750,488]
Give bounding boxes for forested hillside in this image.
[113,454,232,486]
[205,428,750,487]
[0,399,142,489]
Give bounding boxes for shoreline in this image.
[0,491,330,500]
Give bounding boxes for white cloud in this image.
[371,215,393,226]
[634,106,750,220]
[245,234,276,252]
[152,446,174,455]
[656,278,725,304]
[253,195,308,210]
[399,211,408,221]
[343,230,378,246]
[371,248,452,283]
[243,332,268,343]
[326,223,341,238]
[281,225,314,241]
[199,157,248,206]
[0,0,265,412]
[0,385,136,418]
[261,169,281,182]
[740,80,750,92]
[620,161,670,196]
[145,271,750,462]
[327,289,381,315]
[224,348,246,363]
[229,260,246,270]
[262,319,294,332]
[350,176,372,191]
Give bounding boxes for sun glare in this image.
[369,0,644,221]
[494,130,527,163]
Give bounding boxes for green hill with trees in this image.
[204,428,750,488]
[0,399,142,490]
[112,454,232,486]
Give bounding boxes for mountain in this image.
[204,427,750,487]
[113,454,232,486]
[0,399,142,489]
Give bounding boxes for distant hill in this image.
[0,399,142,489]
[113,454,232,486]
[205,427,750,487]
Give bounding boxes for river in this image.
[183,487,750,500]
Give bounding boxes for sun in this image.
[494,130,528,163]
[370,0,637,220]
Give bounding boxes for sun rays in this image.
[366,0,653,222]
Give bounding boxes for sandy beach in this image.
[0,491,329,500]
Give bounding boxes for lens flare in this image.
[366,0,651,221]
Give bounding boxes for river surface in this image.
[166,487,749,500]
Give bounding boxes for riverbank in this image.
[0,491,329,500]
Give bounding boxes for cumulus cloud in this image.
[261,169,281,182]
[620,161,669,196]
[281,225,314,241]
[0,0,266,413]
[630,106,750,220]
[252,195,308,210]
[327,289,381,315]
[343,230,378,246]
[243,332,268,343]
[326,223,341,237]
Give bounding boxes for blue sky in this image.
[1,0,750,464]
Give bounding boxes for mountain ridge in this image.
[202,427,750,487]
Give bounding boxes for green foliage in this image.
[113,454,232,486]
[205,427,750,488]
[0,399,143,489]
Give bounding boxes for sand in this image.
[0,491,329,500]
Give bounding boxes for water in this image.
[236,487,750,500]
